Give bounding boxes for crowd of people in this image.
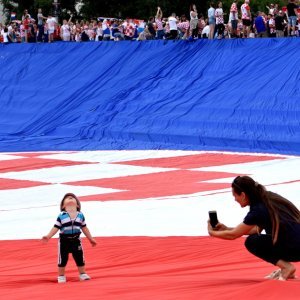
[0,0,300,44]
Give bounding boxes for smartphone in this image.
[209,210,218,228]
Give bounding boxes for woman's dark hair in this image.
[232,176,300,244]
[60,193,81,211]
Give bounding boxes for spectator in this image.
[267,13,276,37]
[123,18,136,40]
[46,14,57,43]
[28,19,37,43]
[190,4,198,38]
[168,13,178,39]
[147,16,156,39]
[22,9,31,21]
[112,20,124,41]
[2,26,12,44]
[202,21,210,38]
[87,23,96,40]
[102,19,111,41]
[215,1,225,39]
[229,0,238,38]
[286,0,298,36]
[197,14,206,38]
[61,19,71,41]
[275,10,286,37]
[274,4,280,16]
[74,23,81,42]
[241,0,252,38]
[136,19,145,36]
[266,3,276,15]
[208,2,216,39]
[155,7,165,39]
[254,11,267,38]
[37,8,47,42]
[22,14,30,42]
[95,21,103,41]
[177,15,190,39]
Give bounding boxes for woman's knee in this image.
[244,234,258,253]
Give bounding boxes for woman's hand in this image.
[214,222,228,231]
[207,221,214,236]
[208,222,255,240]
[207,220,228,236]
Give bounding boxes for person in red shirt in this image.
[23,14,30,43]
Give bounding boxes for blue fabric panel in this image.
[0,39,299,154]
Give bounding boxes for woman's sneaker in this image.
[79,273,91,281]
[57,275,66,283]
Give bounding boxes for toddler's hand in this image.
[90,238,97,247]
[41,236,49,243]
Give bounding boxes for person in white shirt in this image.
[61,19,71,41]
[46,14,56,43]
[168,13,178,39]
[202,24,210,38]
[1,27,10,43]
[241,0,252,37]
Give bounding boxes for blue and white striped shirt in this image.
[54,211,86,235]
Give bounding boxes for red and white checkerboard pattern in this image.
[1,150,300,240]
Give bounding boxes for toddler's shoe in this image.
[79,273,91,281]
[57,275,66,283]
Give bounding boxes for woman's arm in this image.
[156,7,162,19]
[208,222,256,240]
[248,225,262,235]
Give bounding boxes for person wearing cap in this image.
[42,193,97,283]
[208,175,300,281]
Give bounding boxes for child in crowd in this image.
[42,193,97,283]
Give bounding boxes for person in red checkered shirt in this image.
[177,15,190,39]
[123,18,136,40]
